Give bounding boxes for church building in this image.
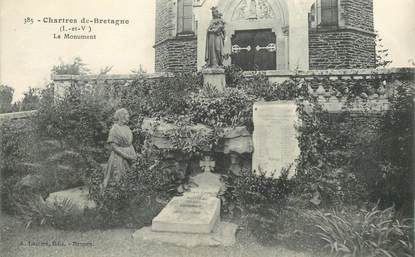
[154,0,376,72]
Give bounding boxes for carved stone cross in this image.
[200,156,215,173]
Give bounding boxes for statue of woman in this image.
[101,108,137,193]
[205,7,225,68]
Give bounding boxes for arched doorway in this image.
[218,0,289,71]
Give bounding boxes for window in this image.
[313,0,339,27]
[177,0,193,34]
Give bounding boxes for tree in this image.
[0,84,14,113]
[11,87,41,112]
[51,57,90,75]
[99,66,113,75]
[131,64,147,75]
[375,32,393,68]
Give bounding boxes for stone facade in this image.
[309,0,376,70]
[155,0,175,44]
[341,0,374,31]
[154,0,197,73]
[155,36,197,73]
[309,29,376,69]
[155,0,377,71]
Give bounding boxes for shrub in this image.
[15,148,182,231]
[12,195,106,231]
[224,65,244,87]
[376,81,414,214]
[0,118,37,177]
[294,77,414,215]
[188,87,254,129]
[84,148,182,229]
[11,87,42,112]
[7,68,413,236]
[221,168,293,244]
[120,73,202,121]
[1,175,24,214]
[0,117,38,214]
[37,83,114,162]
[308,206,414,257]
[271,201,322,252]
[0,84,14,113]
[237,72,283,101]
[295,108,377,207]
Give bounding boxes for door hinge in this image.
[255,43,276,52]
[232,44,252,54]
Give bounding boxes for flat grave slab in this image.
[134,222,238,247]
[152,194,220,234]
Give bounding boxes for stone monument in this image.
[151,194,220,234]
[133,155,237,247]
[252,101,300,178]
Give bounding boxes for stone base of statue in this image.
[202,68,226,92]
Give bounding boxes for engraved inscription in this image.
[252,102,299,178]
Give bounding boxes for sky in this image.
[0,0,414,101]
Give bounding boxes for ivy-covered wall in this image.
[51,68,413,113]
[50,68,414,210]
[2,67,414,236]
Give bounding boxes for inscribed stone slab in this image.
[152,195,220,234]
[252,101,299,178]
[134,222,238,247]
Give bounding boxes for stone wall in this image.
[246,68,414,112]
[0,110,37,126]
[155,0,175,44]
[51,72,173,99]
[308,0,376,70]
[154,0,198,72]
[309,29,376,70]
[155,36,198,73]
[341,0,374,31]
[51,68,415,113]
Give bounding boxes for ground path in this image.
[1,214,314,257]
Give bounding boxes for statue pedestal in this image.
[202,68,226,92]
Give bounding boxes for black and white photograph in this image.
[0,0,414,256]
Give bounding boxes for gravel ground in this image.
[1,214,314,257]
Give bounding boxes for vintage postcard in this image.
[1,0,414,257]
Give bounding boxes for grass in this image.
[1,214,318,257]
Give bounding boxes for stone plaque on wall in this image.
[252,101,299,178]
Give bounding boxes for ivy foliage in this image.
[221,168,293,244]
[2,66,413,237]
[36,83,114,162]
[293,74,414,216]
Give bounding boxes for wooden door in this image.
[231,29,276,71]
